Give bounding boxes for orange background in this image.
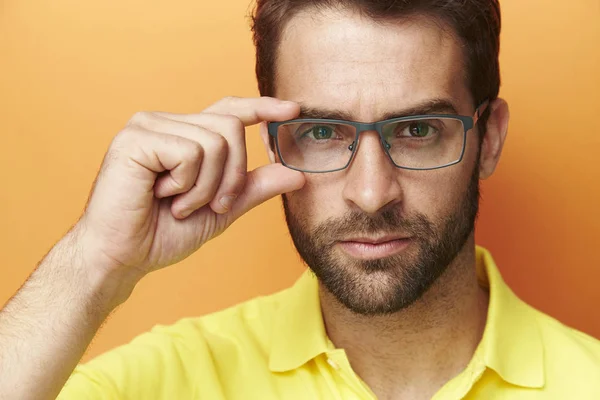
[0,0,599,362]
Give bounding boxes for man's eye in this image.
[405,122,434,137]
[303,126,334,140]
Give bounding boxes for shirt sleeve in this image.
[57,319,223,400]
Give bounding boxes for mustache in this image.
[311,208,435,244]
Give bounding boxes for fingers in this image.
[149,113,249,213]
[112,128,205,203]
[152,96,300,212]
[196,115,247,213]
[130,112,247,215]
[228,163,306,222]
[173,132,227,218]
[124,96,302,219]
[157,96,300,127]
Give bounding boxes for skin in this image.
[260,8,510,399]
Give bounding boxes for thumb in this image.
[228,164,306,221]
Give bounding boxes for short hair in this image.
[251,0,501,115]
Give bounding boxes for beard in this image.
[282,164,481,316]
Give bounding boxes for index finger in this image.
[202,96,300,126]
[152,97,299,129]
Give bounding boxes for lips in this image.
[341,235,408,244]
[337,236,412,259]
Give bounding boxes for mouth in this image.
[337,236,412,260]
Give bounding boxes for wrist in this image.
[55,223,141,313]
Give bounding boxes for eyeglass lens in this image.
[275,117,465,172]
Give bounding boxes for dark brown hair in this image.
[251,0,501,112]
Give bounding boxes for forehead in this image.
[274,8,472,120]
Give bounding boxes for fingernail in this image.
[219,195,237,211]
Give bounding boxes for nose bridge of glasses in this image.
[347,121,394,162]
[354,121,381,138]
[353,121,389,150]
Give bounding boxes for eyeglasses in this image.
[267,101,489,173]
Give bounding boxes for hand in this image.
[75,96,304,291]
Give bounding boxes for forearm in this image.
[0,226,128,400]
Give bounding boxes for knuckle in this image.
[190,124,208,139]
[103,128,141,172]
[223,115,245,134]
[128,111,151,126]
[186,141,204,161]
[113,127,139,147]
[208,134,228,153]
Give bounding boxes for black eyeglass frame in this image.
[267,100,490,173]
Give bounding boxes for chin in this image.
[315,259,426,316]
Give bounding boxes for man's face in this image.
[272,8,482,315]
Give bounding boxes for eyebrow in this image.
[297,99,460,122]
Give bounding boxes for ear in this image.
[259,121,277,164]
[479,98,510,180]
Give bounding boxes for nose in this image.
[342,131,404,214]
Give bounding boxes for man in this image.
[1,0,599,399]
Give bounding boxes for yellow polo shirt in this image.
[59,246,600,399]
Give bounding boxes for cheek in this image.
[287,174,346,223]
[411,132,480,218]
[402,167,474,221]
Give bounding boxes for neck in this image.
[319,238,489,400]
